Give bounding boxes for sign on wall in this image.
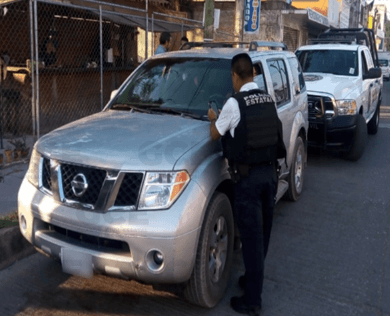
[244,0,261,34]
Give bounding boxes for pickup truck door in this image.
[363,49,380,118]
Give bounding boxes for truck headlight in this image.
[138,171,190,210]
[335,100,357,115]
[26,149,41,188]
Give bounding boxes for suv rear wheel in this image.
[286,136,305,201]
[183,192,234,307]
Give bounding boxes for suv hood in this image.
[36,110,209,171]
[303,73,360,99]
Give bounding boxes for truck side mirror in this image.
[363,67,382,80]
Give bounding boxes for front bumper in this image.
[308,115,357,149]
[18,177,206,283]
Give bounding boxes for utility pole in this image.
[204,0,214,40]
[234,0,244,42]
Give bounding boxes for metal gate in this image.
[283,26,300,51]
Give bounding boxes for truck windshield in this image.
[379,59,389,67]
[296,50,358,76]
[109,58,234,116]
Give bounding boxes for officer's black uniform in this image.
[222,88,286,308]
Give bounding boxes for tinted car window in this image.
[288,57,306,93]
[296,50,358,76]
[379,59,389,67]
[112,58,234,116]
[267,59,290,107]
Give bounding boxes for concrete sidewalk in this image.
[0,161,29,217]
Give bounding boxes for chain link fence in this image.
[0,0,32,144]
[0,0,203,154]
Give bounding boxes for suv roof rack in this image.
[179,41,250,50]
[249,41,288,51]
[313,28,379,67]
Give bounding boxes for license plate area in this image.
[61,248,93,278]
[309,122,320,130]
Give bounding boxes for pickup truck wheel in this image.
[345,115,367,161]
[286,136,305,201]
[367,104,380,135]
[183,192,234,308]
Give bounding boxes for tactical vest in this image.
[222,89,286,165]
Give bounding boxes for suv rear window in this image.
[296,50,358,76]
[111,58,233,116]
[379,59,388,67]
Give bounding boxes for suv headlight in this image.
[26,149,41,188]
[335,100,357,115]
[138,171,190,210]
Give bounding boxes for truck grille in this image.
[114,173,143,207]
[42,157,52,192]
[61,163,106,206]
[308,95,334,120]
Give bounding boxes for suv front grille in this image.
[114,173,143,207]
[61,163,106,205]
[42,157,52,192]
[308,95,334,120]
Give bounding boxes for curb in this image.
[0,225,36,271]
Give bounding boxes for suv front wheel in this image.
[345,114,367,161]
[183,192,234,307]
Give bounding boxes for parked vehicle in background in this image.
[378,52,390,81]
[18,41,308,308]
[296,28,382,161]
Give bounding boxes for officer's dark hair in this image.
[160,32,171,45]
[181,36,188,42]
[231,53,253,80]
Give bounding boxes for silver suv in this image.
[18,41,308,307]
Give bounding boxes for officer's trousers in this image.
[233,162,277,307]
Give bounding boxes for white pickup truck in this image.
[296,28,382,161]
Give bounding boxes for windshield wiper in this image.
[110,103,153,113]
[149,107,204,120]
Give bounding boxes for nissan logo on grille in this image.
[71,173,88,197]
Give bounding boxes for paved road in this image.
[1,84,390,316]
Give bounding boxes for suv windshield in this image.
[109,58,234,116]
[379,59,389,67]
[296,50,358,76]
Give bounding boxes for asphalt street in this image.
[1,84,390,316]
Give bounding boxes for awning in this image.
[0,0,203,33]
[89,9,203,33]
[282,8,330,37]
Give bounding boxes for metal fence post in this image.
[29,0,36,139]
[152,13,154,56]
[145,0,148,60]
[99,5,103,110]
[34,0,40,139]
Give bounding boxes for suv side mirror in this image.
[363,67,382,80]
[110,89,118,100]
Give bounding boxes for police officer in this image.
[208,53,286,315]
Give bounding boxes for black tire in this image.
[345,114,367,161]
[183,192,234,308]
[286,136,305,201]
[367,104,380,135]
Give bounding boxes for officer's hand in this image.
[208,108,218,122]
